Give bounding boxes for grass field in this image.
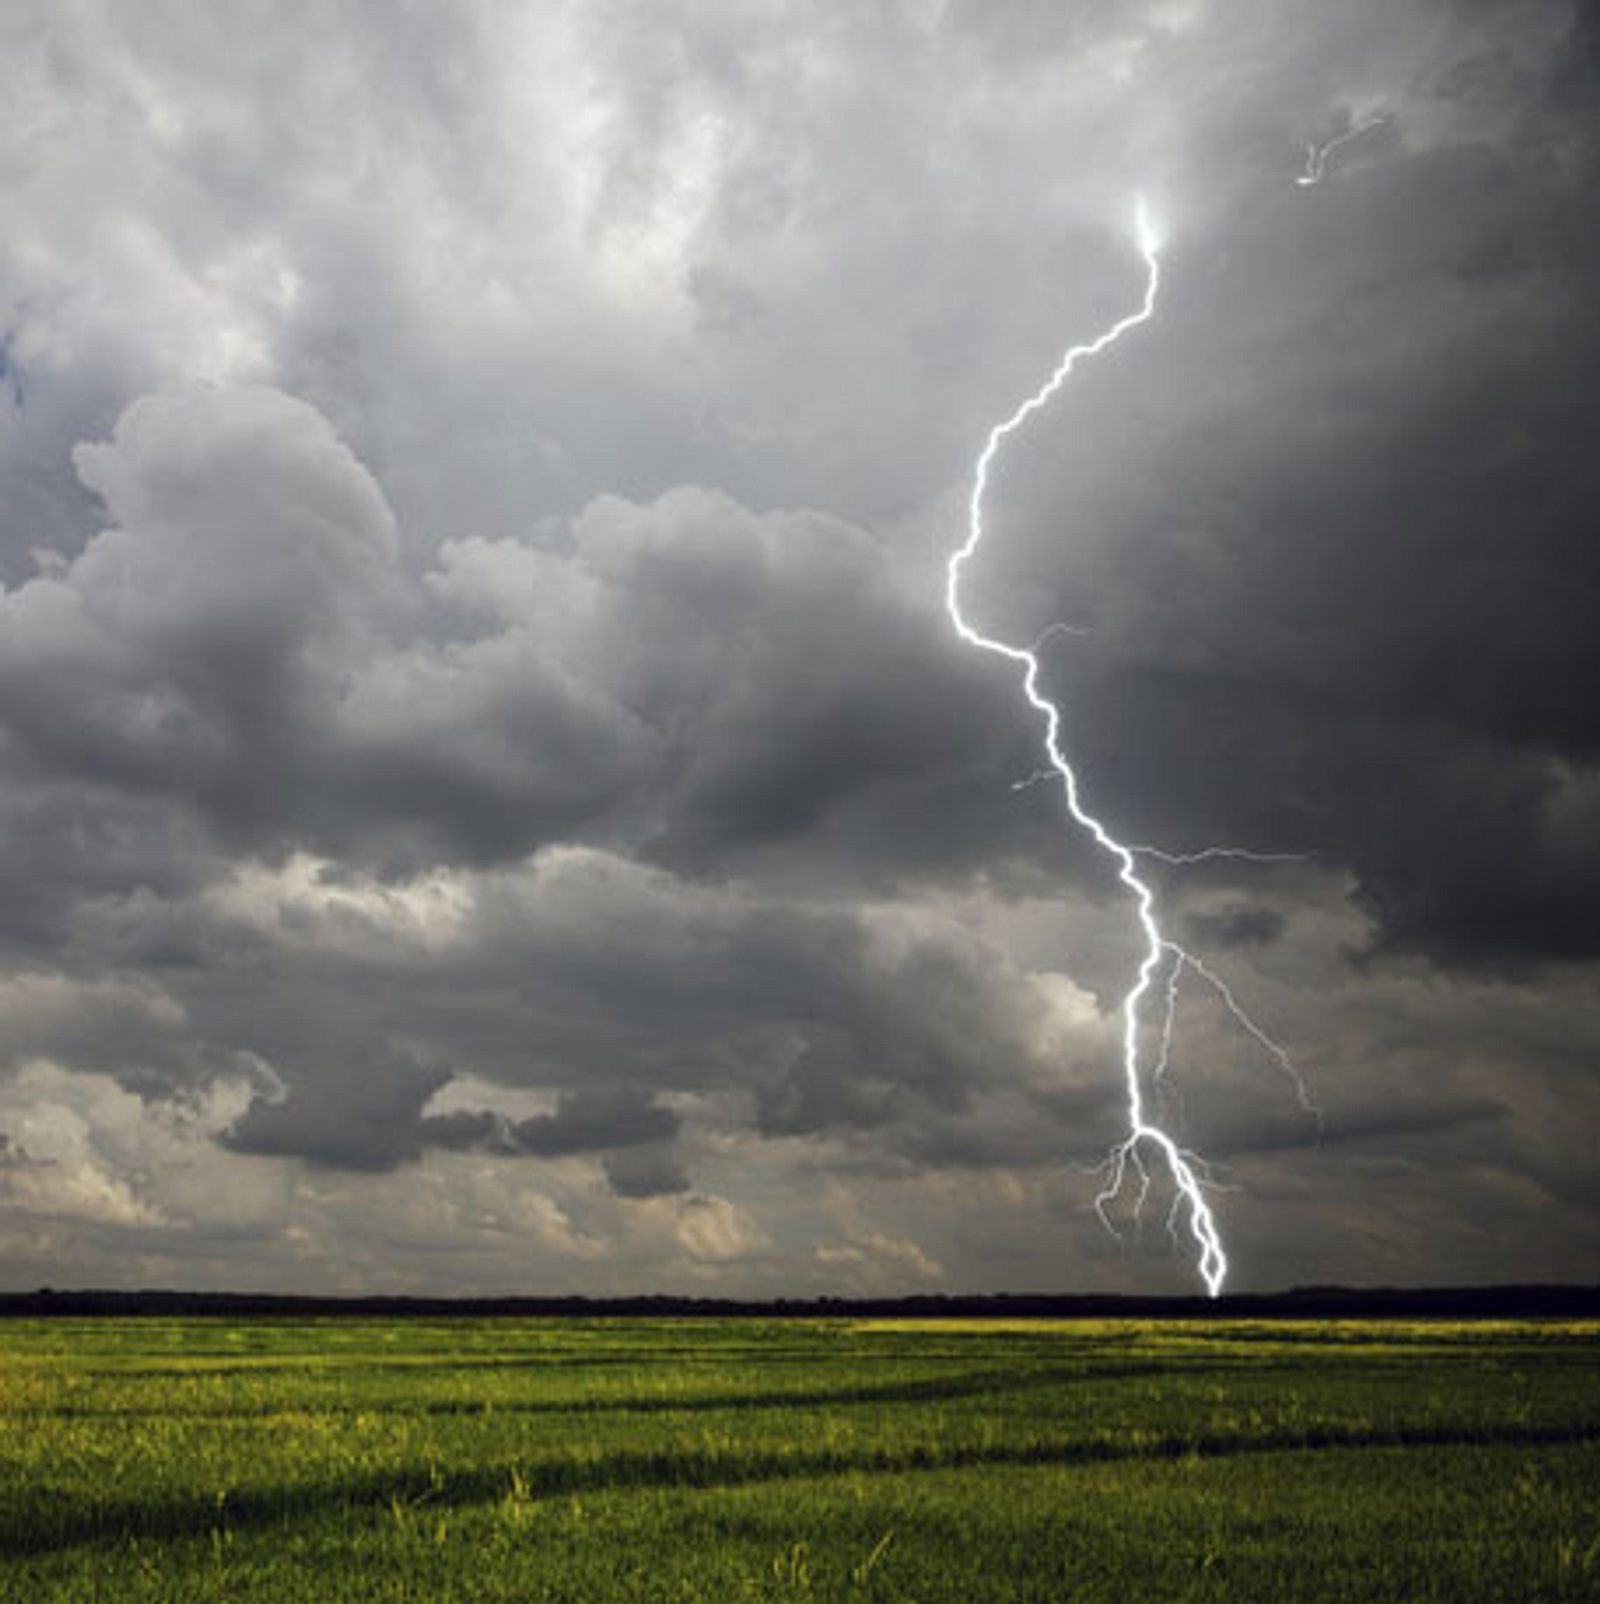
[1,1316,1596,1601]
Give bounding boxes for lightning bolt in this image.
[1297,114,1390,187]
[1128,844,1307,867]
[945,198,1311,1297]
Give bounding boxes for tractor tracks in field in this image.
[6,1419,1599,1560]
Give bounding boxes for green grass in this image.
[2,1317,1596,1600]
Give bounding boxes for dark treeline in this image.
[1,1285,1596,1320]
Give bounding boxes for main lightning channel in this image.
[943,199,1236,1292]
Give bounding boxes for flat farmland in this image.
[1,1316,1596,1601]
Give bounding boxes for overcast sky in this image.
[1,0,1596,1297]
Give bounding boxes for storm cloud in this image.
[1,0,1596,1296]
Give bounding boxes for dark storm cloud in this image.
[0,969,194,1083]
[602,1144,691,1200]
[2,0,1597,1295]
[1194,1084,1512,1163]
[412,1085,693,1200]
[224,1053,448,1173]
[593,0,1600,966]
[14,835,1113,1189]
[323,850,1103,1152]
[0,387,1015,890]
[15,0,1585,967]
[421,1089,679,1161]
[1181,903,1286,951]
[964,10,1600,967]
